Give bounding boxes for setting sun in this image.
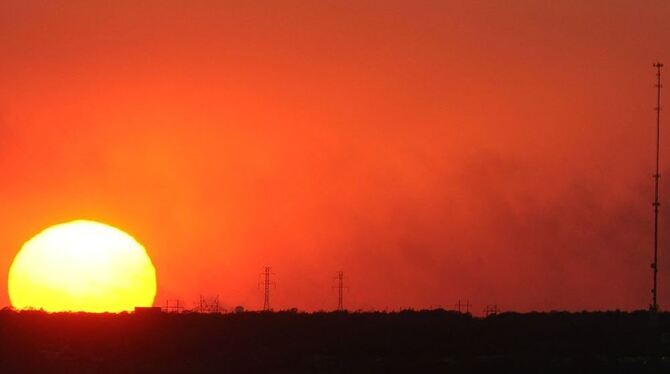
[7,220,156,312]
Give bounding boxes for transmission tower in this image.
[260,266,274,311]
[196,295,222,313]
[652,62,664,312]
[335,271,348,311]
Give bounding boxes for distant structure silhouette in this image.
[196,295,222,313]
[455,300,470,314]
[134,306,162,315]
[652,62,663,312]
[484,305,499,317]
[164,299,184,313]
[260,266,275,311]
[335,271,348,311]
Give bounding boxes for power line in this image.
[652,62,664,312]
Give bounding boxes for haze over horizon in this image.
[1,0,670,312]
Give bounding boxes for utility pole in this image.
[164,299,184,313]
[455,300,470,314]
[652,62,663,312]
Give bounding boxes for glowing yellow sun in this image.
[8,220,156,312]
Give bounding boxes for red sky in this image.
[1,0,669,313]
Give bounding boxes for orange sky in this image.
[1,0,669,312]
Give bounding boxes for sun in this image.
[8,220,156,313]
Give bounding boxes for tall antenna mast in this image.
[652,62,663,312]
[336,271,345,311]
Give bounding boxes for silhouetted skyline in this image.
[1,1,669,312]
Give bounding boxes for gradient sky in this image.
[1,0,669,313]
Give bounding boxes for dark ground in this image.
[0,309,669,373]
